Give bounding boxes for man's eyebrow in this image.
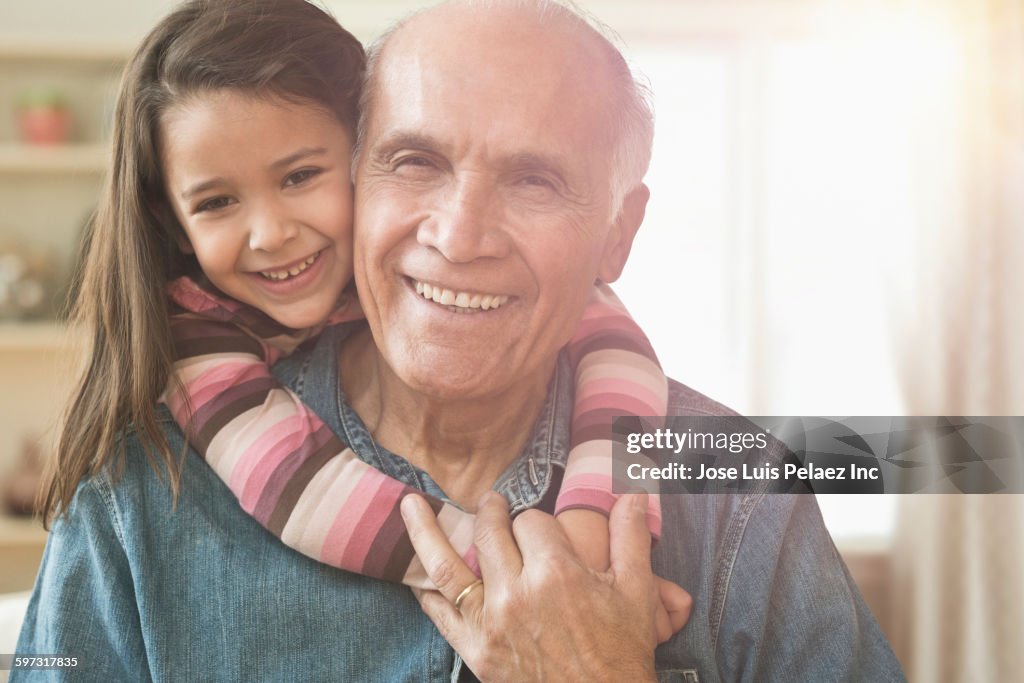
[502,152,570,182]
[370,134,569,179]
[370,132,444,160]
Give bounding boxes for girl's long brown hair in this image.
[40,0,364,526]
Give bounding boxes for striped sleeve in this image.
[164,275,665,591]
[164,277,477,589]
[558,283,666,540]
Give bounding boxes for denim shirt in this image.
[14,324,904,682]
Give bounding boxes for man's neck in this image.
[338,326,552,509]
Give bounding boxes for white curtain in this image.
[893,496,1024,681]
[612,0,1024,678]
[891,0,1024,680]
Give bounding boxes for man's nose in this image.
[248,203,298,252]
[417,178,509,263]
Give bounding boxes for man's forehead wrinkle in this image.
[378,46,589,146]
[384,15,611,132]
[365,0,617,210]
[370,0,623,146]
[393,0,609,83]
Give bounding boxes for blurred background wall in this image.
[0,1,1020,680]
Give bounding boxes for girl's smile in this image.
[248,247,330,298]
[161,90,355,329]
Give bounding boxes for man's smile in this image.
[409,278,513,314]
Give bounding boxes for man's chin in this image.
[398,365,501,402]
[385,346,514,403]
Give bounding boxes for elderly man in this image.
[344,1,903,680]
[15,1,902,681]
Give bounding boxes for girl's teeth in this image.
[413,280,510,312]
[260,253,318,281]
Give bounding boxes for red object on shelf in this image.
[3,438,45,517]
[17,107,71,145]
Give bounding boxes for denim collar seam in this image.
[293,350,312,400]
[334,380,422,485]
[91,476,128,550]
[510,356,563,511]
[315,329,418,485]
[709,490,763,654]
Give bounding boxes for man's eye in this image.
[284,168,323,186]
[195,196,235,213]
[520,175,555,190]
[395,155,435,170]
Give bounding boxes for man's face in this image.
[354,11,639,400]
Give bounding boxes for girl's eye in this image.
[195,196,235,213]
[284,168,323,186]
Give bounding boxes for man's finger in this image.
[414,588,472,652]
[401,494,482,605]
[653,576,693,643]
[472,491,524,583]
[609,493,654,580]
[510,508,577,564]
[657,577,693,633]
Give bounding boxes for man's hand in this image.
[400,491,664,683]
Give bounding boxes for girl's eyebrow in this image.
[270,146,328,170]
[181,177,227,200]
[180,147,330,199]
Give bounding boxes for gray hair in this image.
[352,0,655,218]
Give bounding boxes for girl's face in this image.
[161,90,354,329]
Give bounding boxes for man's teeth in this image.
[260,253,318,281]
[414,280,510,311]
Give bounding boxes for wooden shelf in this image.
[0,514,48,594]
[0,41,132,65]
[0,144,108,174]
[0,514,47,548]
[0,322,69,351]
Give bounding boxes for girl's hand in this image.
[558,508,692,643]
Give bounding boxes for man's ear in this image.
[597,183,649,284]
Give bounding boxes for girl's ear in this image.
[150,198,193,254]
[175,230,194,255]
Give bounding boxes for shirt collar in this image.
[492,351,572,513]
[287,324,573,514]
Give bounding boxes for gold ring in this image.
[453,579,484,610]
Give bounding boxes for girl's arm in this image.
[557,283,665,570]
[164,277,664,589]
[166,277,473,587]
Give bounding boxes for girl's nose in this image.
[249,211,298,252]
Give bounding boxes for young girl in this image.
[45,0,683,637]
